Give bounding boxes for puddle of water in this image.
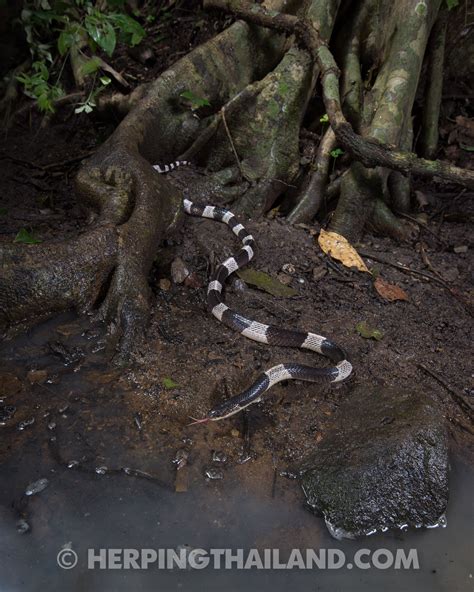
[0,314,472,591]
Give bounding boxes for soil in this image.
[0,0,473,499]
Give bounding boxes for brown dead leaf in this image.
[374,277,409,302]
[27,369,48,384]
[318,229,369,273]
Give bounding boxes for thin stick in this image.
[417,363,473,417]
[395,210,447,245]
[359,250,473,315]
[221,107,244,179]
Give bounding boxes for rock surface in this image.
[299,386,449,538]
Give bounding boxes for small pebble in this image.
[276,273,292,285]
[171,257,190,284]
[16,519,30,534]
[95,466,108,475]
[211,450,227,464]
[159,278,171,291]
[18,417,35,431]
[282,263,296,274]
[204,467,224,480]
[232,278,247,292]
[25,478,49,496]
[172,449,189,470]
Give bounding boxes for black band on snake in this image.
[153,162,353,422]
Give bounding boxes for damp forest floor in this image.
[0,5,473,590]
[0,120,473,591]
[0,112,473,475]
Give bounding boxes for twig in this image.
[42,151,95,170]
[12,92,85,121]
[221,107,244,180]
[419,241,446,282]
[177,115,221,161]
[417,363,473,418]
[395,211,447,245]
[359,249,473,316]
[0,150,95,171]
[359,250,448,286]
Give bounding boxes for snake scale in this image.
[153,161,353,422]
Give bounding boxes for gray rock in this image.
[171,257,190,284]
[299,386,448,538]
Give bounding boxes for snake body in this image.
[153,161,353,421]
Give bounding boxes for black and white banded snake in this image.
[153,161,353,422]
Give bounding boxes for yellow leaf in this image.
[317,229,369,273]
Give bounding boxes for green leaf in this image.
[110,13,145,46]
[319,113,329,123]
[163,377,179,389]
[236,268,298,297]
[14,228,42,244]
[330,148,344,158]
[85,16,116,56]
[445,0,459,9]
[81,56,101,75]
[355,322,383,341]
[99,22,116,56]
[180,90,211,109]
[37,93,52,112]
[99,75,111,85]
[459,143,474,152]
[57,31,72,55]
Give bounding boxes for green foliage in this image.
[18,0,146,112]
[16,61,64,112]
[179,90,211,110]
[330,148,344,159]
[356,321,383,341]
[74,74,111,113]
[319,113,329,123]
[445,0,459,10]
[162,377,179,389]
[14,228,42,244]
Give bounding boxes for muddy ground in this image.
[0,0,473,531]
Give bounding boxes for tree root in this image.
[287,127,336,224]
[1,0,292,362]
[206,0,474,190]
[419,13,447,158]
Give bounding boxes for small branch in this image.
[419,241,446,281]
[93,56,131,89]
[204,0,474,190]
[417,363,473,418]
[221,106,244,179]
[359,250,473,316]
[0,150,95,171]
[178,115,221,161]
[12,92,85,122]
